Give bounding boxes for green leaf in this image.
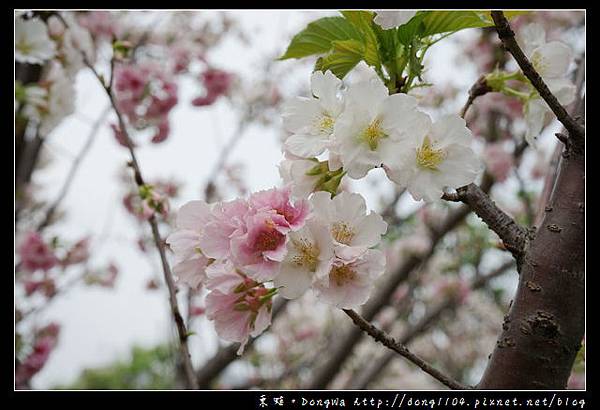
[315,39,364,79]
[420,11,493,36]
[340,10,381,68]
[397,13,426,45]
[279,17,363,60]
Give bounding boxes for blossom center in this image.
[254,227,285,252]
[330,264,357,287]
[331,222,355,245]
[291,237,319,272]
[317,114,335,135]
[416,136,446,171]
[530,51,549,77]
[361,118,387,150]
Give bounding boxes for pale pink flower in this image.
[166,200,213,289]
[313,249,386,309]
[310,191,387,260]
[205,276,273,355]
[248,185,310,231]
[230,210,290,282]
[18,232,58,273]
[198,198,250,260]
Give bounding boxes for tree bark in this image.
[478,143,584,389]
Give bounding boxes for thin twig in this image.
[490,11,584,147]
[460,75,492,119]
[343,309,470,390]
[37,105,111,231]
[349,259,514,389]
[56,13,198,389]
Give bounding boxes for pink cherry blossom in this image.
[205,273,273,355]
[191,68,233,107]
[198,198,250,260]
[230,210,289,282]
[18,232,58,273]
[248,185,310,231]
[166,200,213,289]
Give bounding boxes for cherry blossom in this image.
[205,271,274,355]
[331,69,430,179]
[282,70,344,158]
[274,219,334,299]
[313,249,386,309]
[384,115,483,202]
[166,200,213,289]
[18,232,58,273]
[15,17,56,64]
[519,23,576,146]
[373,11,417,29]
[310,191,387,259]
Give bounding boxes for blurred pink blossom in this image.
[18,232,58,273]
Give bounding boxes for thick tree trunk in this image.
[478,142,584,389]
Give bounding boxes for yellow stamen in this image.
[361,118,387,150]
[330,264,357,287]
[318,114,335,135]
[331,222,355,245]
[291,237,319,272]
[416,136,446,171]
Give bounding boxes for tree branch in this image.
[443,184,529,264]
[460,75,492,119]
[490,11,585,148]
[56,13,198,389]
[342,309,469,390]
[348,260,514,389]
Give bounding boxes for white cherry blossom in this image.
[373,11,417,29]
[520,23,576,146]
[384,114,483,202]
[330,69,430,179]
[310,191,387,259]
[282,70,344,158]
[15,17,56,64]
[273,219,334,299]
[313,249,386,309]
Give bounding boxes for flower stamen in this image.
[331,222,356,245]
[361,118,387,150]
[416,136,446,171]
[330,264,357,287]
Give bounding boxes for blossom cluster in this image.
[280,68,483,202]
[167,186,388,353]
[519,23,576,146]
[113,64,179,145]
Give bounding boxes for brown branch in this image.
[343,309,469,390]
[56,13,198,389]
[443,184,528,264]
[348,260,514,389]
[490,11,584,148]
[460,75,492,119]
